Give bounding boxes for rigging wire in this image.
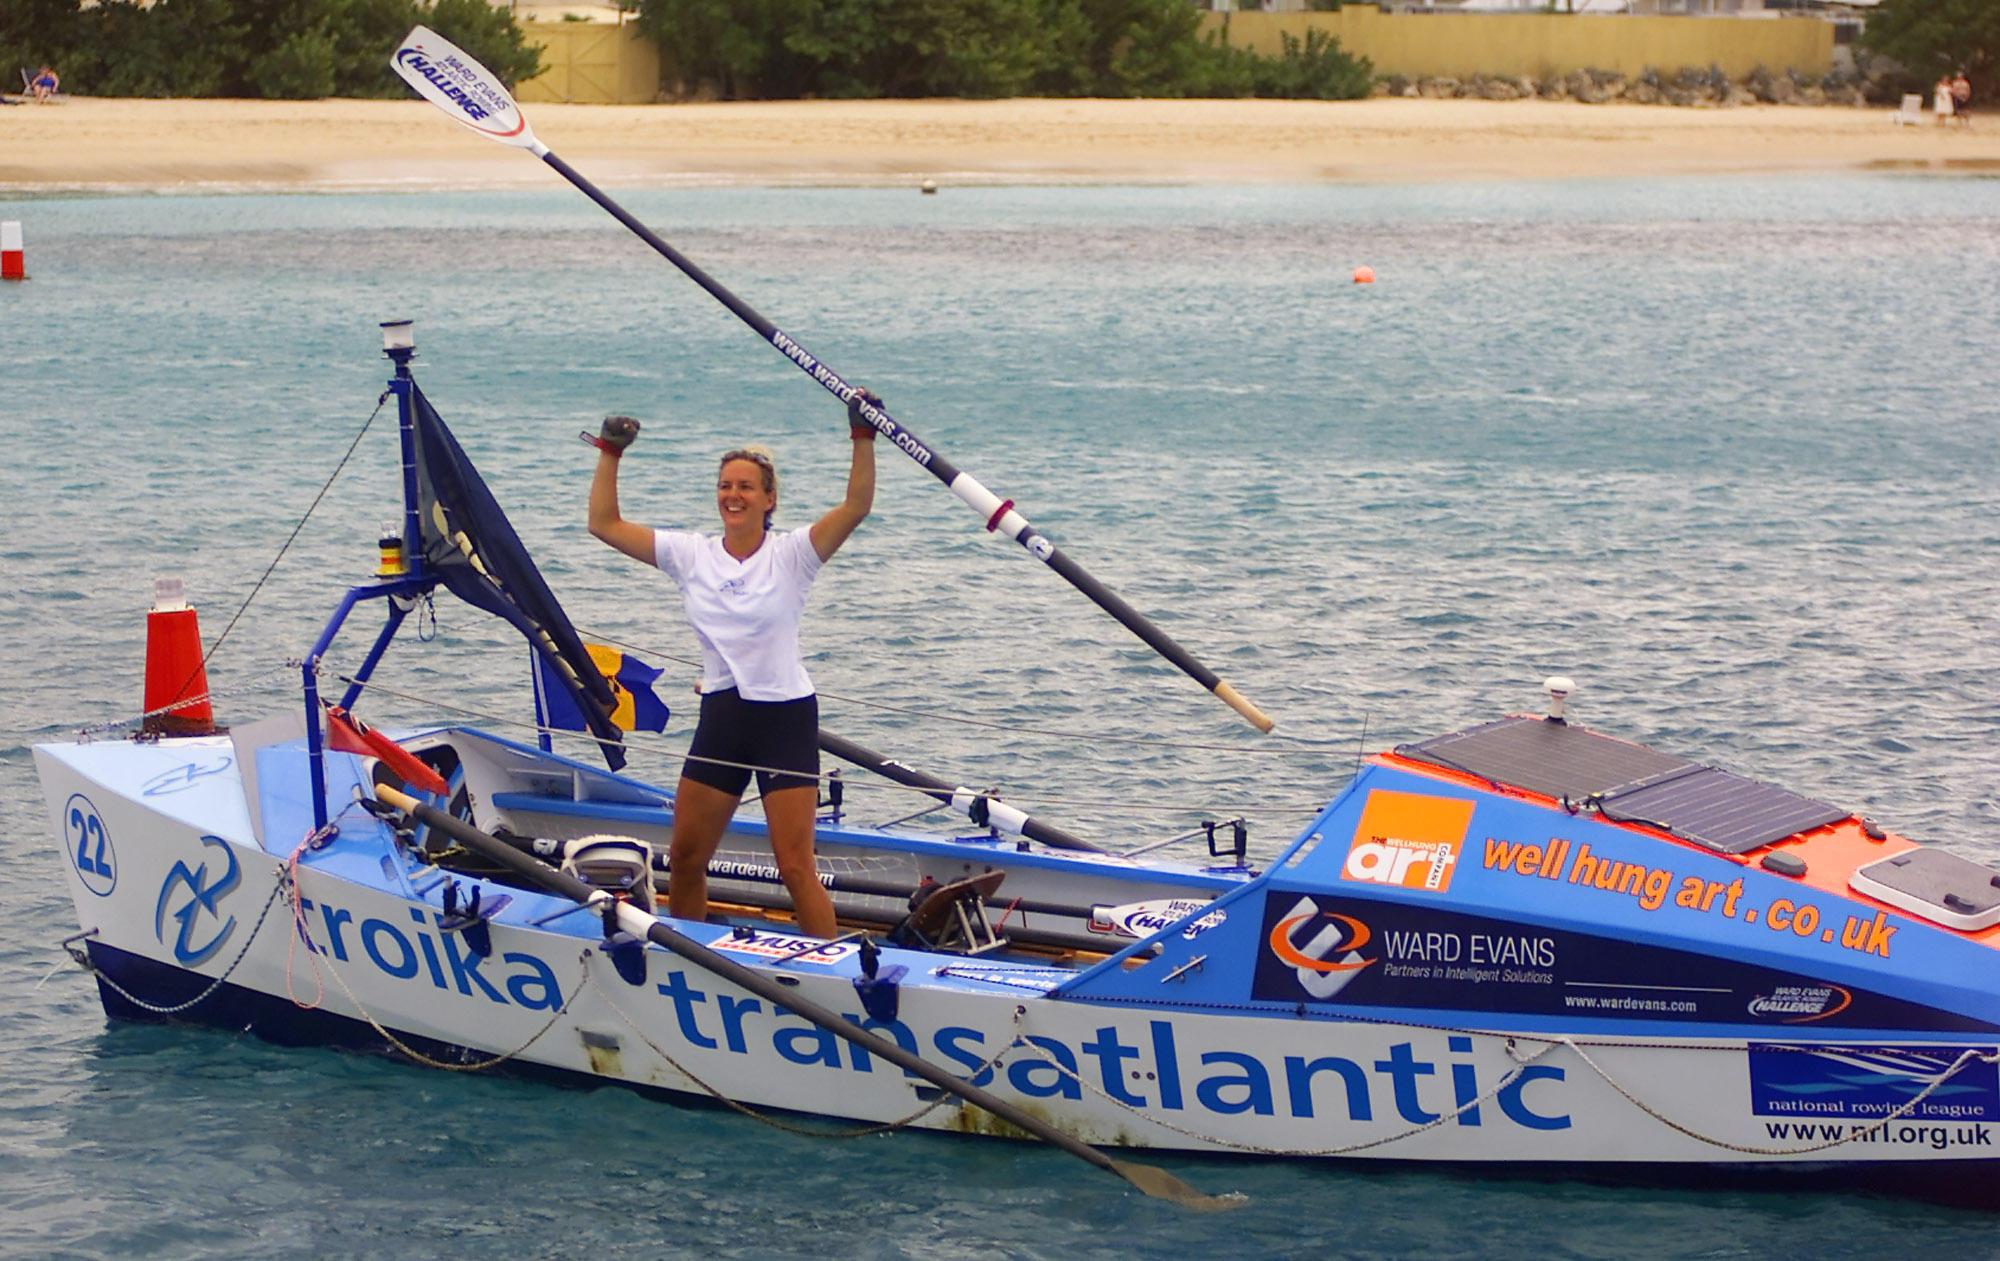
[335,673,1332,820]
[166,394,390,706]
[572,625,1360,756]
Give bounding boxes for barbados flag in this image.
[535,643,670,734]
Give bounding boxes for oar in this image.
[389,27,1274,735]
[817,730,1103,853]
[373,784,1243,1210]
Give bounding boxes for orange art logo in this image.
[1341,790,1475,894]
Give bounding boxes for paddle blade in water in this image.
[391,26,544,153]
[1109,1159,1249,1212]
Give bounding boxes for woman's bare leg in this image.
[667,777,744,923]
[762,784,837,938]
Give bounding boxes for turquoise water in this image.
[2,175,1999,1256]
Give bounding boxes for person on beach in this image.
[1935,73,1955,126]
[585,391,879,939]
[30,66,58,101]
[1952,72,1972,127]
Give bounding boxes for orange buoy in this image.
[1,222,23,281]
[1353,266,1375,285]
[143,577,217,736]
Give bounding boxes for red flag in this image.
[326,706,449,797]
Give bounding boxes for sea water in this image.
[1,175,1997,1257]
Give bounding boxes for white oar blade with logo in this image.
[391,26,544,154]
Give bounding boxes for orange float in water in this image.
[1353,266,1375,285]
[143,577,217,736]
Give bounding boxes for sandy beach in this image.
[3,96,1998,191]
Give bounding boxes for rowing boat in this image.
[28,27,2000,1211]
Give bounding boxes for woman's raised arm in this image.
[810,390,879,562]
[586,415,656,564]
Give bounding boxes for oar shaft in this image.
[817,730,1102,853]
[380,787,1124,1178]
[534,151,1271,734]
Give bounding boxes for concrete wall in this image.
[516,21,660,104]
[1201,10,1834,80]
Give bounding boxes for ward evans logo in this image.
[1341,790,1475,894]
[1267,895,1374,1000]
[154,835,241,967]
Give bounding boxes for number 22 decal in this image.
[65,794,117,896]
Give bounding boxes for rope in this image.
[280,843,583,1072]
[1003,1010,1564,1157]
[164,395,390,717]
[75,663,297,740]
[994,1010,2000,1160]
[592,970,1030,1139]
[67,881,288,1016]
[1560,1038,2000,1157]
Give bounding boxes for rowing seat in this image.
[890,870,1006,955]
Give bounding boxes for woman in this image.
[586,391,878,938]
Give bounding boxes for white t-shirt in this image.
[652,527,822,701]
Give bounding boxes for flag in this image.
[409,380,629,768]
[536,643,669,735]
[325,705,451,797]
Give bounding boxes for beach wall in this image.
[1202,11,1834,80]
[517,22,661,104]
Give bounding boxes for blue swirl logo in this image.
[154,836,241,967]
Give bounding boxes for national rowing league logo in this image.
[1266,895,1373,1000]
[1340,789,1474,894]
[154,835,241,967]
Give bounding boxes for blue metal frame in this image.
[303,343,434,830]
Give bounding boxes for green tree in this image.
[251,27,339,97]
[1862,0,1999,83]
[426,0,543,89]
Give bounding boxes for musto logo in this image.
[154,835,241,967]
[1341,790,1474,894]
[1268,895,1375,1000]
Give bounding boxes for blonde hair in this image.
[719,445,778,528]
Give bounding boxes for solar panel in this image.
[1397,715,1849,854]
[1597,766,1850,855]
[1398,716,1693,800]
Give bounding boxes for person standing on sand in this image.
[1952,72,1972,128]
[1935,73,1955,126]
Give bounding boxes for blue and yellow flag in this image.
[536,643,669,734]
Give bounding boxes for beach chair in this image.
[1891,93,1923,126]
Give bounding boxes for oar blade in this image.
[391,25,544,153]
[1108,1158,1250,1212]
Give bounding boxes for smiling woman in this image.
[584,396,877,939]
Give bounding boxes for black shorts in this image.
[681,688,819,798]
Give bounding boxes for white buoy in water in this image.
[1,221,24,281]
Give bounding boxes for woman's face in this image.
[717,457,774,531]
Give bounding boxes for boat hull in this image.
[38,738,2000,1185]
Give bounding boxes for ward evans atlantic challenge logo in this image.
[1340,790,1475,894]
